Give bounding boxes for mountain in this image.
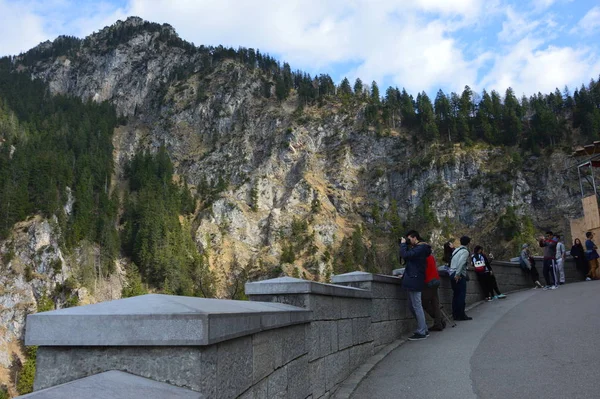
[0,16,596,395]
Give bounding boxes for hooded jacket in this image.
[399,241,432,291]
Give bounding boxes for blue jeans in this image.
[407,290,428,335]
[450,275,467,319]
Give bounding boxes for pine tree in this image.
[353,78,363,96]
[339,77,352,96]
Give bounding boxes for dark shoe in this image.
[429,325,444,331]
[408,333,427,341]
[456,316,473,321]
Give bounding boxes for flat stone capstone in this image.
[245,277,371,298]
[25,294,311,346]
[15,370,204,399]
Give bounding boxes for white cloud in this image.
[498,6,542,42]
[572,6,600,36]
[479,38,599,96]
[0,0,48,55]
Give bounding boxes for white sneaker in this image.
[586,277,592,281]
[550,285,558,290]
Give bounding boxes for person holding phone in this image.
[399,230,431,341]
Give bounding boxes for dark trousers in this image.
[529,264,540,283]
[450,275,467,319]
[543,259,556,286]
[477,274,494,298]
[421,285,444,328]
[489,274,501,295]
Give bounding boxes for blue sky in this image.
[0,0,599,99]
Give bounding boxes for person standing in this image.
[585,232,599,280]
[400,230,432,341]
[422,254,445,331]
[539,231,558,289]
[449,236,472,321]
[555,234,566,285]
[570,238,590,281]
[442,241,455,265]
[473,245,507,301]
[521,244,543,288]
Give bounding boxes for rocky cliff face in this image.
[17,17,582,276]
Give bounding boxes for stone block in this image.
[311,295,338,320]
[326,321,338,355]
[371,321,394,347]
[348,343,373,371]
[335,297,352,319]
[282,324,308,364]
[17,370,203,399]
[217,336,253,399]
[386,299,404,320]
[355,298,372,318]
[353,317,372,344]
[372,299,389,322]
[324,350,350,390]
[253,330,283,383]
[309,358,326,398]
[308,321,337,361]
[370,282,399,299]
[251,378,268,399]
[337,319,353,350]
[267,366,288,399]
[33,346,216,394]
[287,355,309,399]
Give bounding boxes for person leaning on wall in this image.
[422,253,445,331]
[585,232,600,280]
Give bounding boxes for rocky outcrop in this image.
[0,216,123,394]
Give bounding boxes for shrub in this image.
[16,347,37,395]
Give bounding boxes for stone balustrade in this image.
[19,258,579,399]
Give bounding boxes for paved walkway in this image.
[351,282,600,399]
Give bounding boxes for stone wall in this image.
[245,277,374,399]
[20,261,571,399]
[329,272,415,352]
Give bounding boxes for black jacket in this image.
[400,242,432,291]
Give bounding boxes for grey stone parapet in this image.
[331,271,401,285]
[25,294,311,346]
[245,276,371,298]
[16,370,204,399]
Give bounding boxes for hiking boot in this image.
[408,333,427,341]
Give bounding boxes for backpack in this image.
[519,257,530,271]
[472,254,486,273]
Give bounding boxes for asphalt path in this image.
[351,282,600,399]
